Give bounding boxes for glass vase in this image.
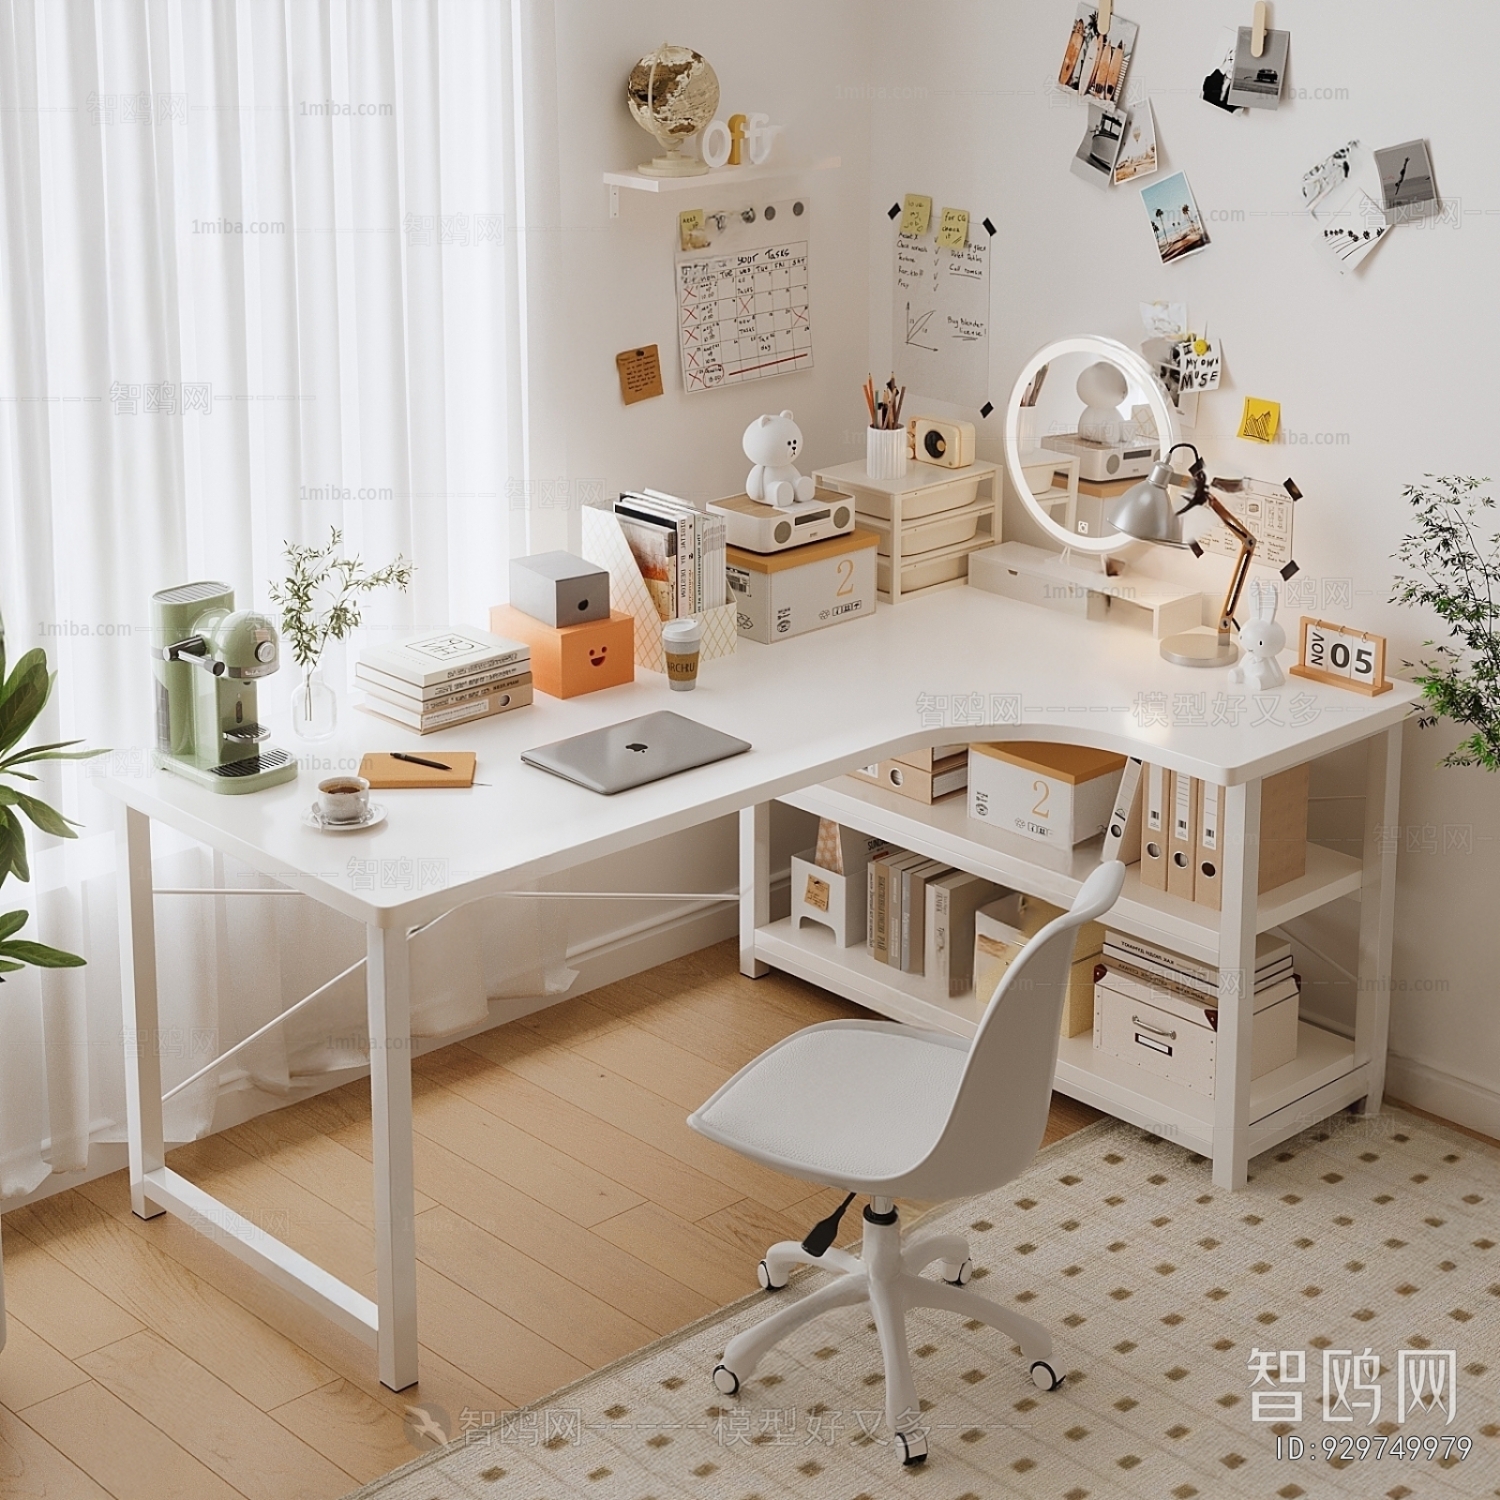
[292,665,337,741]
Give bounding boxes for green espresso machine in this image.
[151,581,299,792]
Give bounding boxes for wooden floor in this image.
[0,939,1102,1498]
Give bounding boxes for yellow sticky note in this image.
[900,194,932,236]
[937,207,970,248]
[678,208,707,252]
[1238,397,1281,444]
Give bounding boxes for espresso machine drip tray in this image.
[209,749,293,779]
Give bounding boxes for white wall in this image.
[862,0,1500,1131]
[529,1,875,549]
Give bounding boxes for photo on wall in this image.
[1302,139,1361,216]
[1319,189,1390,274]
[1071,103,1128,186]
[1227,25,1290,109]
[1056,4,1139,104]
[1113,101,1159,184]
[1375,139,1440,223]
[1201,28,1244,113]
[1141,171,1211,266]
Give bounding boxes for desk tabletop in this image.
[102,586,1417,927]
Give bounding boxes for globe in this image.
[627,43,719,177]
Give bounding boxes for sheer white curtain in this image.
[0,0,563,1198]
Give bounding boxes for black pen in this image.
[391,752,453,772]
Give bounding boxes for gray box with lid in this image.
[509,551,611,627]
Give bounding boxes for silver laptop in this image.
[522,711,751,795]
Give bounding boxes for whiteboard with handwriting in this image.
[676,203,813,393]
[893,229,990,407]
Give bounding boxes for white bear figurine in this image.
[1075,361,1129,447]
[743,411,816,510]
[1227,579,1288,692]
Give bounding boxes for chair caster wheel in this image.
[757,1259,786,1292]
[941,1257,973,1286]
[894,1430,927,1465]
[1031,1360,1063,1392]
[712,1363,741,1396]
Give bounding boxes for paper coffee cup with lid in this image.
[661,619,701,691]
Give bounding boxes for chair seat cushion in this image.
[688,1021,968,1190]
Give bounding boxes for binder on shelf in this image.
[1101,756,1143,865]
[1141,762,1168,891]
[1195,781,1225,910]
[1167,771,1200,902]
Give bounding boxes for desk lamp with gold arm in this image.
[1106,442,1258,668]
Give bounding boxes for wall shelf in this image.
[605,157,841,216]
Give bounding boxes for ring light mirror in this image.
[1003,335,1179,556]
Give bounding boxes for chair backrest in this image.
[911,861,1125,1202]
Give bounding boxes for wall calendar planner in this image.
[675,198,813,393]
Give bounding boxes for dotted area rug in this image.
[346,1108,1500,1499]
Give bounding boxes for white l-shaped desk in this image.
[104,585,1417,1389]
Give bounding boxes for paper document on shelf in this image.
[893,228,990,408]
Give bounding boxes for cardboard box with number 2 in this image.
[725,529,878,644]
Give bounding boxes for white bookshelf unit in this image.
[740,731,1402,1187]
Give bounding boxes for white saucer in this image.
[302,802,387,833]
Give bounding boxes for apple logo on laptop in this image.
[626,742,649,754]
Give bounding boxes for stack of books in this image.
[357,627,532,734]
[1099,929,1296,1013]
[614,490,727,621]
[866,849,1003,992]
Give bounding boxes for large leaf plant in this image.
[0,611,107,978]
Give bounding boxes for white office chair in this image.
[688,860,1126,1465]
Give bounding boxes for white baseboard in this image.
[2,896,739,1215]
[1384,1054,1500,1142]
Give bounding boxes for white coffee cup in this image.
[318,775,370,824]
[661,618,702,691]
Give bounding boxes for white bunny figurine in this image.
[1228,579,1287,692]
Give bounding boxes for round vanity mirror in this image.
[1003,335,1179,555]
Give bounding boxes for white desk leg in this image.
[118,806,166,1220]
[739,803,770,979]
[367,924,419,1390]
[1355,724,1402,1116]
[1213,779,1262,1192]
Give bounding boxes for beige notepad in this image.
[359,752,476,789]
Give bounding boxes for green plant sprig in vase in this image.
[269,527,414,740]
[1392,474,1500,770]
[0,610,108,979]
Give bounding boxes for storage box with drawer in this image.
[726,529,878,643]
[968,742,1126,848]
[972,893,1105,1037]
[1093,970,1300,1096]
[847,748,968,804]
[488,604,634,699]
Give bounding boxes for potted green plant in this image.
[1392,475,1500,769]
[269,527,414,740]
[0,611,107,979]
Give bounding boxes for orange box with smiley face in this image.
[489,604,635,699]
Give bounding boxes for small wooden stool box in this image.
[489,604,634,699]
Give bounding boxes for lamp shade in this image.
[1106,461,1184,545]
